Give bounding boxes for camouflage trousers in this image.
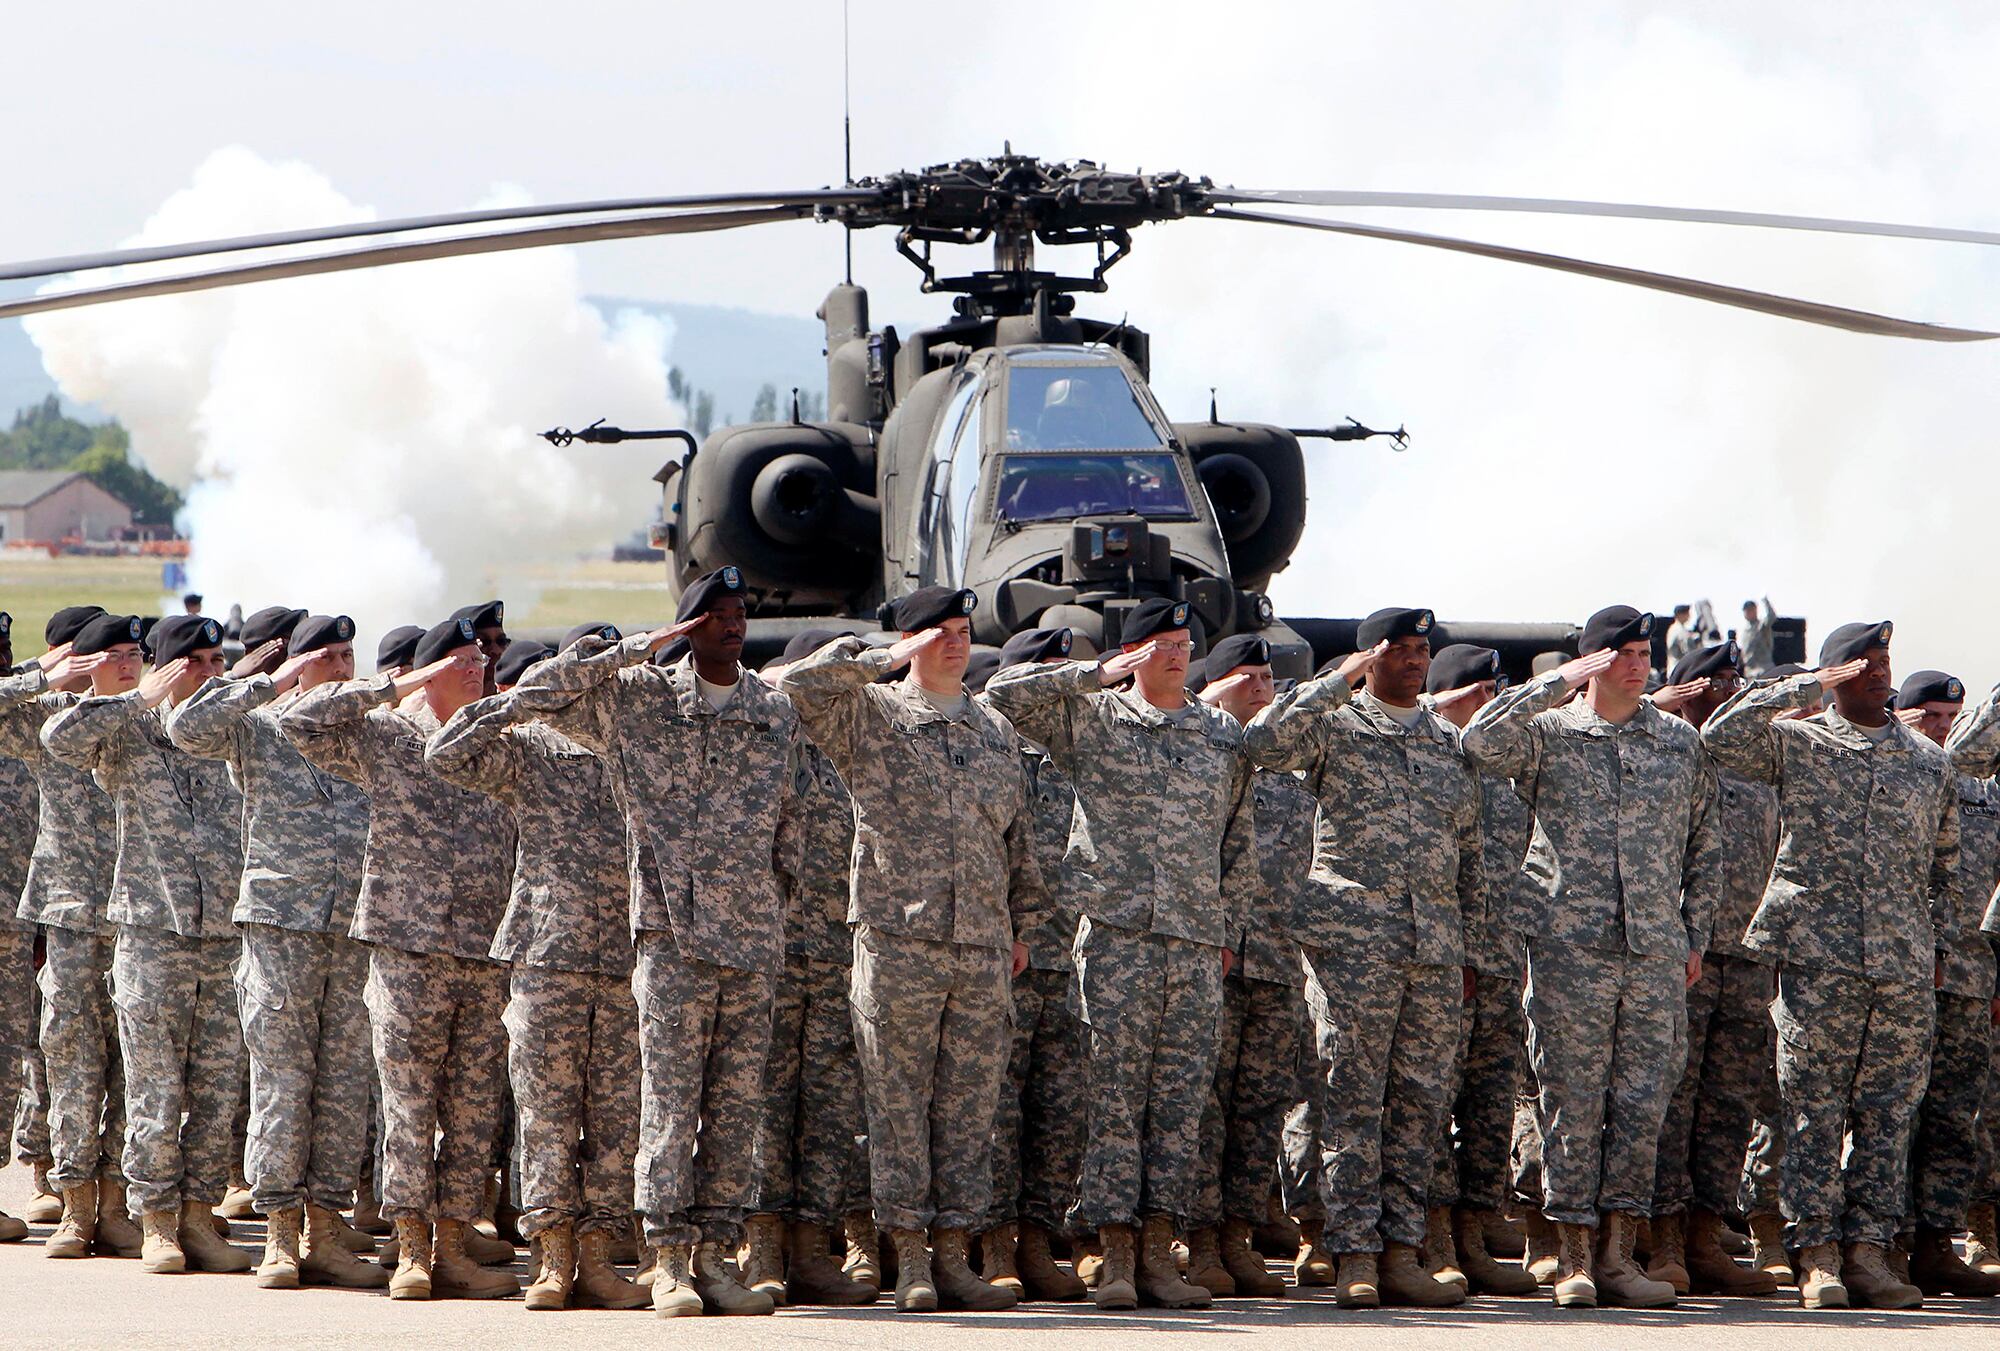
[1653,953,1774,1218]
[851,923,1010,1233]
[1739,1059,1785,1217]
[1429,966,1525,1214]
[236,923,372,1215]
[363,945,509,1222]
[1305,954,1459,1253]
[1194,974,1300,1228]
[0,930,40,1163]
[987,964,1086,1233]
[1909,990,1992,1231]
[1522,943,1685,1225]
[111,925,244,1217]
[38,927,125,1189]
[1977,1029,2000,1207]
[504,964,639,1239]
[751,955,868,1227]
[1510,1093,1542,1210]
[634,938,772,1247]
[1772,967,1932,1248]
[1068,922,1222,1230]
[1279,1006,1324,1226]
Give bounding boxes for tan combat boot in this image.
[1294,1217,1336,1286]
[978,1222,1024,1295]
[786,1219,875,1305]
[1383,1240,1466,1306]
[389,1215,432,1300]
[933,1226,1018,1309]
[739,1211,787,1305]
[140,1209,186,1274]
[257,1206,303,1288]
[95,1176,143,1257]
[1550,1222,1596,1308]
[46,1181,98,1259]
[1797,1242,1846,1309]
[1018,1221,1086,1301]
[524,1220,575,1310]
[25,1162,62,1223]
[328,1209,376,1254]
[1136,1215,1210,1308]
[1686,1208,1777,1295]
[694,1238,775,1314]
[652,1243,702,1317]
[351,1189,391,1236]
[1525,1210,1561,1285]
[459,1218,516,1266]
[180,1199,253,1272]
[1748,1211,1793,1285]
[888,1227,938,1312]
[572,1226,647,1308]
[219,1183,255,1220]
[1844,1240,1921,1309]
[1093,1224,1138,1310]
[1221,1217,1286,1296]
[433,1217,520,1299]
[1645,1210,1690,1295]
[1597,1212,1674,1307]
[844,1212,883,1292]
[1333,1252,1380,1308]
[0,1205,27,1242]
[1484,1209,1527,1258]
[1184,1225,1234,1296]
[302,1203,388,1288]
[1423,1207,1468,1291]
[1910,1225,2000,1297]
[1454,1206,1536,1295]
[1966,1202,2000,1275]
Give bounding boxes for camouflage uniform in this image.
[751,743,869,1228]
[280,678,514,1223]
[983,742,1085,1234]
[1,670,123,1192]
[1464,671,1717,1225]
[167,675,373,1217]
[984,659,1252,1231]
[1704,673,1957,1249]
[1652,768,1780,1218]
[426,689,639,1240]
[1246,677,1477,1253]
[0,752,39,1177]
[42,692,245,1218]
[510,643,797,1247]
[1280,1016,1325,1226]
[1431,772,1532,1215]
[782,639,1044,1233]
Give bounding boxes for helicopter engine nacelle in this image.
[1173,421,1307,592]
[666,421,880,612]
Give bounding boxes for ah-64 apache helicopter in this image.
[7,151,1998,672]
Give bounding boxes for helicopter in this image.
[6,151,1996,672]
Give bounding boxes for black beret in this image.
[151,614,224,665]
[1356,607,1435,649]
[494,640,554,688]
[290,614,354,656]
[652,637,689,667]
[182,593,202,606]
[451,600,505,631]
[781,627,845,665]
[240,606,307,649]
[1765,663,1808,681]
[0,611,9,640]
[413,616,480,668]
[1579,605,1655,655]
[137,616,160,657]
[1120,597,1191,645]
[1204,633,1271,681]
[1895,669,1964,710]
[376,625,424,672]
[676,566,748,623]
[998,626,1074,669]
[1819,620,1892,668]
[890,585,976,633]
[1426,643,1502,694]
[1666,641,1743,685]
[964,650,1002,694]
[560,622,622,652]
[73,613,145,656]
[46,605,106,647]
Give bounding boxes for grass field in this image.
[0,551,679,656]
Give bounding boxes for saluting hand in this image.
[137,658,189,708]
[36,641,73,674]
[1097,641,1155,686]
[1335,640,1389,686]
[1813,658,1868,691]
[271,645,338,695]
[645,615,709,651]
[1198,669,1256,706]
[1554,648,1617,690]
[887,626,946,670]
[1649,680,1710,713]
[1430,683,1489,712]
[1894,707,1927,730]
[228,639,285,680]
[391,649,482,701]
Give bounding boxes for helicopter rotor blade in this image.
[1209,207,2000,342]
[0,189,879,285]
[0,206,813,322]
[1213,189,2000,249]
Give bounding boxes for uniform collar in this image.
[887,675,969,727]
[1113,684,1201,729]
[1557,693,1663,739]
[667,655,753,718]
[1817,704,1910,753]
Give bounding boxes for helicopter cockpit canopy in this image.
[992,349,1193,523]
[1003,352,1167,451]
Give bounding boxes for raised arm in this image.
[279,676,398,786]
[424,693,527,801]
[980,659,1099,774]
[504,632,647,756]
[1701,669,1832,784]
[41,690,144,774]
[1462,669,1570,791]
[0,667,50,760]
[1243,672,1348,772]
[778,636,893,773]
[166,673,275,768]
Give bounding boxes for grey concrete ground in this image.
[5,1164,1999,1350]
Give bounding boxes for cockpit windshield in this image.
[995,453,1194,524]
[1004,362,1167,451]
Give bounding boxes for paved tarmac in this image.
[5,1166,2000,1349]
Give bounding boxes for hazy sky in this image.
[6,4,2000,679]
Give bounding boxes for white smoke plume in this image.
[25,146,675,644]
